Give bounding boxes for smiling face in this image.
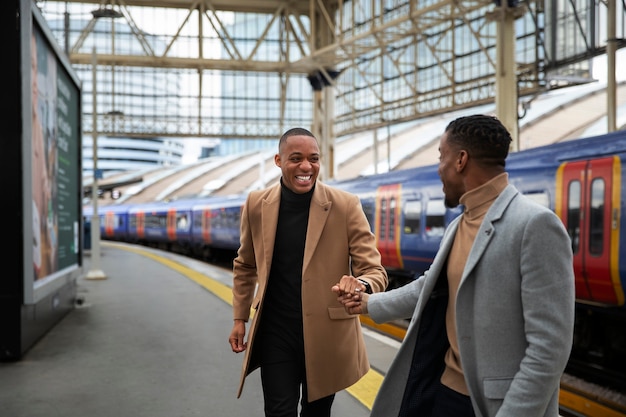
[275,134,320,194]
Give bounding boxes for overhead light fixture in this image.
[91,7,123,19]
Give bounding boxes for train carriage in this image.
[83,203,130,242]
[189,195,245,260]
[127,201,193,251]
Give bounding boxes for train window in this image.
[213,209,236,229]
[403,200,421,234]
[225,211,232,228]
[425,199,446,237]
[389,198,396,240]
[215,211,225,229]
[145,215,155,228]
[193,212,202,229]
[567,181,581,254]
[380,199,388,240]
[522,191,550,208]
[588,178,605,255]
[361,201,375,231]
[144,213,166,228]
[228,210,239,228]
[177,214,189,230]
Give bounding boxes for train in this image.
[84,129,626,391]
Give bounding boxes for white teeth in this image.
[296,176,311,181]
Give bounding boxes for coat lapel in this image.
[261,184,281,270]
[303,184,331,274]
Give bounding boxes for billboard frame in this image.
[0,0,83,360]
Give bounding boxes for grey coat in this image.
[367,184,575,417]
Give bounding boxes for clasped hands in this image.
[331,275,369,315]
[230,275,370,353]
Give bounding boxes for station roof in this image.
[91,80,626,206]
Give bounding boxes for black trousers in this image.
[258,318,335,417]
[260,360,335,417]
[431,382,475,417]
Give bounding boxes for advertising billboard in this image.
[0,0,83,360]
[31,20,82,288]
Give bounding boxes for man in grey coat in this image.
[334,114,575,417]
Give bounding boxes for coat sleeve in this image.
[232,194,258,321]
[368,276,427,322]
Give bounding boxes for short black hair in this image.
[444,114,512,167]
[278,127,317,152]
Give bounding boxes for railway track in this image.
[566,357,626,394]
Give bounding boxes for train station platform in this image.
[0,242,399,417]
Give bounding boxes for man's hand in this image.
[229,319,247,353]
[331,275,369,315]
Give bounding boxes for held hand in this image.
[332,274,366,295]
[340,291,369,315]
[332,275,369,315]
[229,320,247,353]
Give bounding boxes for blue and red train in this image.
[85,129,626,388]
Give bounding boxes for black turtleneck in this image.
[263,181,314,326]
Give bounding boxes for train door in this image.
[557,156,624,306]
[201,207,212,244]
[104,211,115,237]
[375,184,403,270]
[136,211,145,239]
[167,208,177,240]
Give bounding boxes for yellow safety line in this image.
[559,387,626,417]
[346,368,383,409]
[360,315,406,341]
[103,242,382,409]
[117,244,234,305]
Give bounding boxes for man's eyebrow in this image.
[289,152,319,157]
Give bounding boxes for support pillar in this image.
[607,0,617,133]
[488,2,526,152]
[86,49,106,280]
[308,69,340,180]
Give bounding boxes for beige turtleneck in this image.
[440,172,509,395]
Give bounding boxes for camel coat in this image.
[232,181,388,402]
[367,185,575,417]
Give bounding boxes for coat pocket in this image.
[327,306,356,320]
[483,377,513,399]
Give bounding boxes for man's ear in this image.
[274,154,281,167]
[456,150,468,172]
